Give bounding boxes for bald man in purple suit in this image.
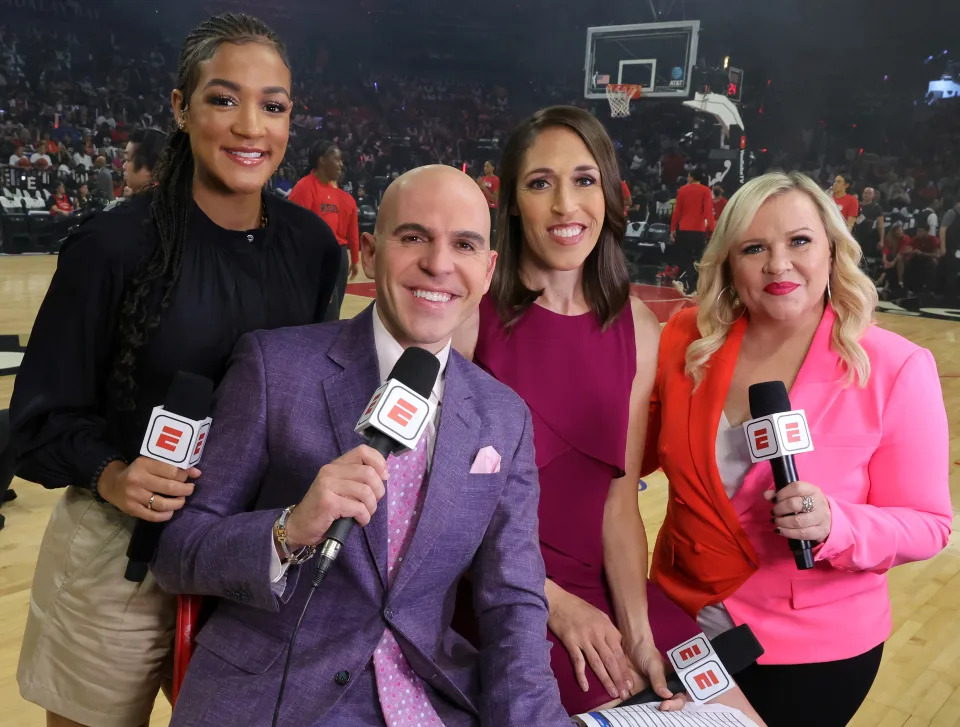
[153,166,570,726]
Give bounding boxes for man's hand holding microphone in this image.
[274,446,388,557]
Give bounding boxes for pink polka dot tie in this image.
[373,436,442,727]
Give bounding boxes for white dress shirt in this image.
[269,304,451,588]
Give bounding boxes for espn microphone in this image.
[747,381,815,570]
[124,371,214,582]
[622,624,764,706]
[312,346,441,586]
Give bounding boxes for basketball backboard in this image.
[584,20,700,101]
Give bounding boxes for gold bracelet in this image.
[274,505,316,565]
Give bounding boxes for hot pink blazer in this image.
[645,305,952,664]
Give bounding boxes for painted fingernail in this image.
[774,528,781,534]
[770,518,775,523]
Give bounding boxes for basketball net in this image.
[605,84,642,118]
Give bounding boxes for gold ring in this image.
[148,493,157,511]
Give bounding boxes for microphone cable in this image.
[270,564,332,727]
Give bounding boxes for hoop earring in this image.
[826,275,833,302]
[715,285,745,326]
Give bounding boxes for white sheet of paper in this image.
[574,702,759,727]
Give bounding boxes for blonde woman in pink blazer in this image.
[644,170,952,726]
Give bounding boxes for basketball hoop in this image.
[605,83,642,118]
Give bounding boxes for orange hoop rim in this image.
[606,83,643,100]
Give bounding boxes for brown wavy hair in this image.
[489,105,629,329]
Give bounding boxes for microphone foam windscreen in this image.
[748,380,792,418]
[388,347,441,398]
[164,371,214,421]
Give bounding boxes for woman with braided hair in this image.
[10,14,340,727]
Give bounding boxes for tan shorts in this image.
[18,486,176,727]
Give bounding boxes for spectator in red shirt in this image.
[478,160,500,235]
[712,184,728,221]
[832,174,858,232]
[882,222,911,257]
[661,148,685,187]
[670,169,715,291]
[478,160,500,208]
[620,179,632,218]
[879,222,911,292]
[49,182,73,216]
[903,222,939,292]
[41,132,59,156]
[289,140,359,320]
[916,180,940,204]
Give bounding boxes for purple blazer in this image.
[153,307,568,727]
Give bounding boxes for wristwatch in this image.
[273,505,317,565]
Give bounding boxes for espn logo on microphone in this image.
[140,407,213,467]
[668,634,710,670]
[355,380,436,451]
[743,409,814,463]
[681,659,731,702]
[667,633,735,704]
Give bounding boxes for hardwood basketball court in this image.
[1,254,957,726]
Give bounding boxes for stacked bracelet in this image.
[274,504,317,565]
[90,455,125,504]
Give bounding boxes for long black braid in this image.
[108,13,290,410]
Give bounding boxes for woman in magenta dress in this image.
[455,106,760,719]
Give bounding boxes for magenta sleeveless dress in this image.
[474,294,699,714]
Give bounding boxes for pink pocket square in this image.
[469,446,501,474]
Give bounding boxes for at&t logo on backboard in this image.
[669,65,685,87]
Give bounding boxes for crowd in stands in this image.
[764,98,960,301]
[613,95,959,301]
[2,24,521,211]
[282,73,516,198]
[1,22,957,302]
[1,23,175,206]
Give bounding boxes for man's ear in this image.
[482,250,498,295]
[360,232,377,280]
